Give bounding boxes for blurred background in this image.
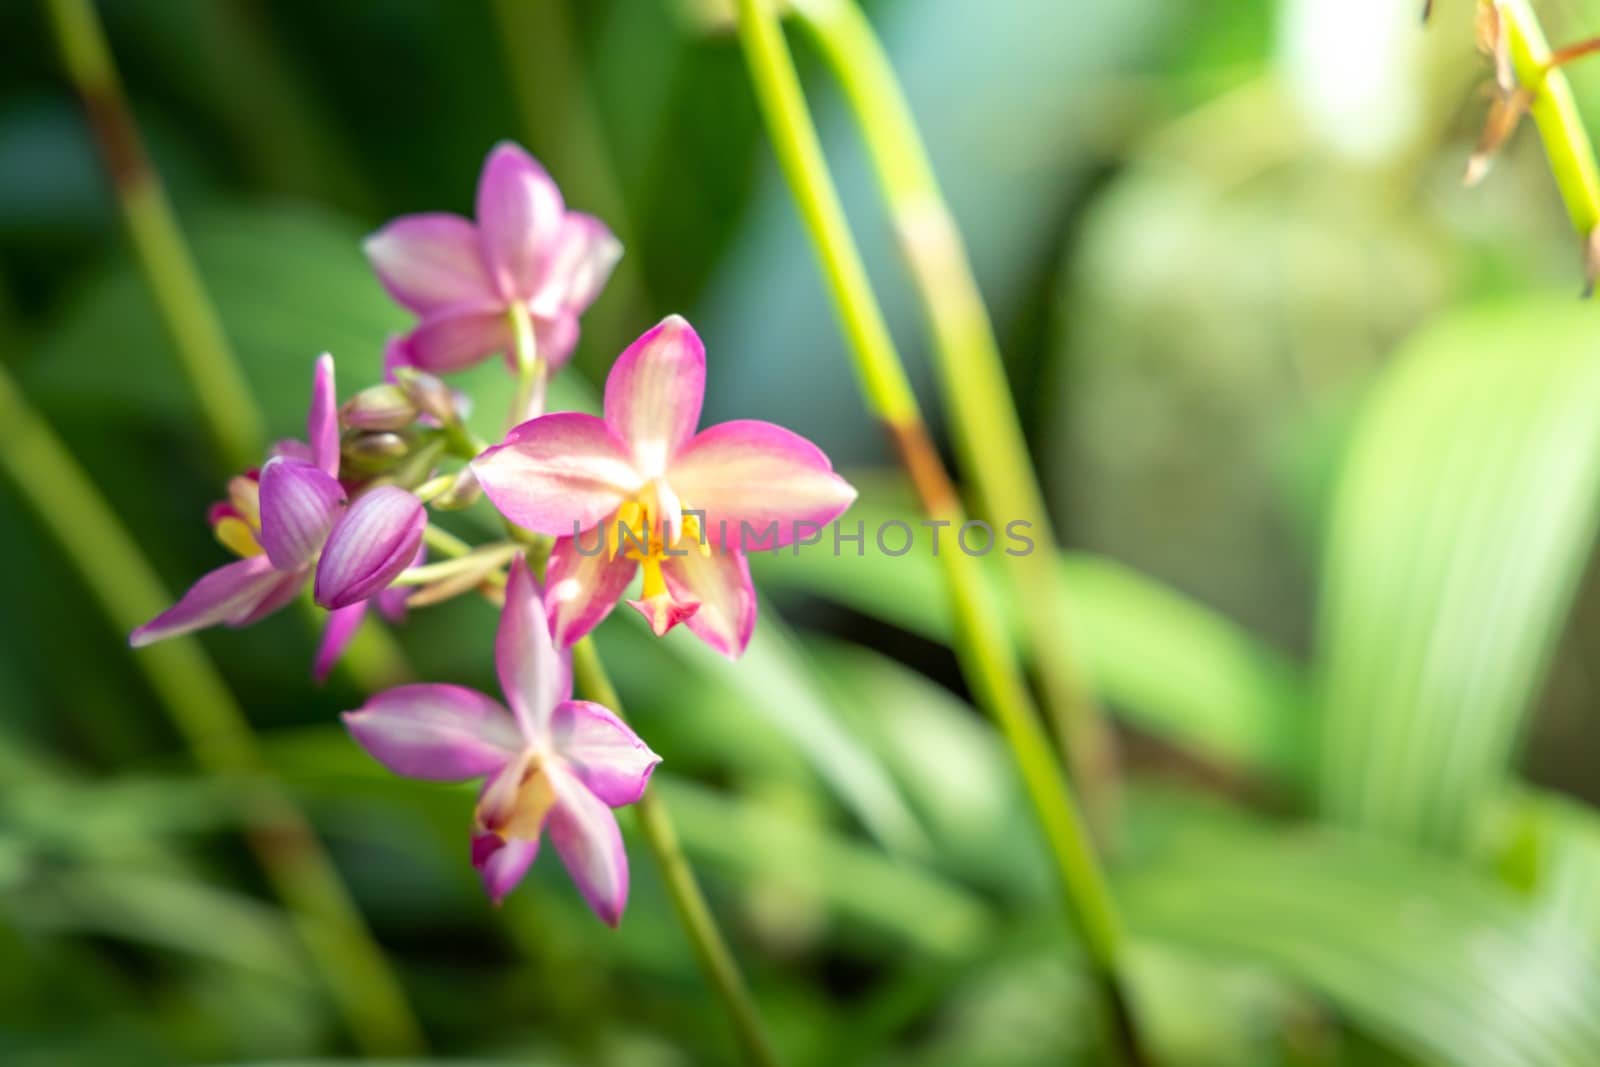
[3,0,1600,1064]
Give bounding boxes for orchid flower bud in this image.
[341,384,418,431]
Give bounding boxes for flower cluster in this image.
[130,142,856,925]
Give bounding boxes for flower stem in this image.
[732,2,1146,1061]
[570,639,782,1067]
[0,364,425,1056]
[786,0,1118,824]
[506,302,546,431]
[42,0,264,472]
[1496,1,1600,233]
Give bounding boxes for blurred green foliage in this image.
[5,0,1600,1064]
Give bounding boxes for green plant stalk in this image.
[785,0,1117,817]
[43,0,263,471]
[571,640,783,1067]
[492,295,780,1067]
[41,0,415,691]
[0,364,424,1055]
[1498,0,1600,234]
[506,302,546,430]
[731,2,1145,1062]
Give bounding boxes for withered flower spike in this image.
[1465,87,1534,187]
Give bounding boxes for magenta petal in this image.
[668,420,857,550]
[550,700,660,807]
[130,555,300,647]
[496,557,571,741]
[533,311,579,371]
[476,142,564,301]
[661,548,756,659]
[375,543,424,623]
[364,212,496,314]
[546,763,629,927]
[343,684,521,781]
[408,301,514,373]
[313,487,426,609]
[472,831,540,905]
[472,413,640,536]
[530,212,621,316]
[604,316,706,476]
[382,334,415,380]
[258,457,346,571]
[545,535,637,648]
[308,354,341,476]
[314,601,367,684]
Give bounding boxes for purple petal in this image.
[545,536,637,648]
[546,763,629,927]
[364,213,496,314]
[343,684,521,781]
[604,316,706,476]
[476,142,564,301]
[408,301,513,373]
[496,557,571,741]
[668,420,857,550]
[661,548,757,659]
[472,413,640,535]
[533,311,579,371]
[625,589,699,638]
[257,457,346,571]
[382,334,415,380]
[529,212,621,317]
[550,700,659,807]
[314,601,367,684]
[472,831,539,905]
[130,555,301,647]
[313,487,426,609]
[308,354,340,477]
[375,543,424,623]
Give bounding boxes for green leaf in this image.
[1121,821,1600,1067]
[754,481,1307,779]
[1315,297,1600,850]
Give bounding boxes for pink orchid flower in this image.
[130,356,426,669]
[366,141,621,375]
[471,315,858,657]
[343,557,659,923]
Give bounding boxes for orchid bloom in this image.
[343,557,659,923]
[130,356,427,669]
[471,316,858,657]
[366,142,621,375]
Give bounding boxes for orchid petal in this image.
[308,354,341,476]
[533,311,579,371]
[257,457,345,571]
[314,601,366,684]
[130,555,301,647]
[314,487,426,609]
[625,589,699,638]
[237,569,313,626]
[476,142,564,301]
[472,413,640,536]
[364,213,495,314]
[496,557,571,741]
[382,334,415,380]
[661,547,756,658]
[604,316,705,476]
[546,763,629,927]
[531,212,621,316]
[472,832,539,905]
[343,684,521,781]
[669,420,857,550]
[550,700,660,807]
[408,301,513,373]
[545,534,637,648]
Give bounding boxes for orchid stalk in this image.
[785,0,1118,816]
[0,364,425,1056]
[731,1,1148,1062]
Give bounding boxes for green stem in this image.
[786,0,1118,821]
[1497,0,1600,234]
[570,640,782,1067]
[731,3,1146,1062]
[0,365,425,1056]
[42,0,264,471]
[506,302,546,432]
[497,285,781,1067]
